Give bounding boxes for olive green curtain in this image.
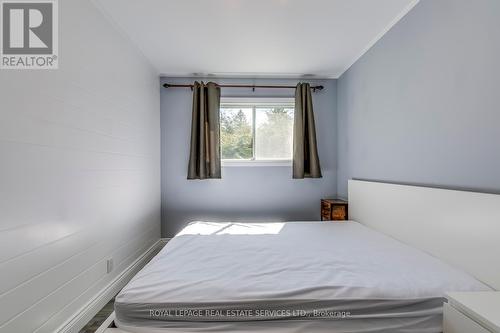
[293,83,322,178]
[187,81,221,179]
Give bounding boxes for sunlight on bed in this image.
[177,221,285,236]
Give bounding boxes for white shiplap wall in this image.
[0,1,161,332]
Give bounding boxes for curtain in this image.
[187,81,221,179]
[293,83,322,178]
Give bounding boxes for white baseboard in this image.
[56,238,170,333]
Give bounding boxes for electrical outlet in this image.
[106,258,113,273]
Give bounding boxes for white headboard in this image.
[348,179,500,290]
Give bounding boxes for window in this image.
[220,98,294,165]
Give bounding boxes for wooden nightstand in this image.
[321,199,348,221]
[444,292,500,333]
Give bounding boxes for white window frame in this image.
[220,97,295,167]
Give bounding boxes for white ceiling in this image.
[93,0,419,78]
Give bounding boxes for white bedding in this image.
[115,221,490,332]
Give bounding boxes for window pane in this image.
[255,107,294,160]
[220,107,253,159]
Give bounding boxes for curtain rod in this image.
[163,83,324,92]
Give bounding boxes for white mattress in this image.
[115,221,491,332]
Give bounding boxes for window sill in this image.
[222,160,292,167]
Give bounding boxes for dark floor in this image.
[79,297,115,333]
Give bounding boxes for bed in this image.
[113,220,491,333]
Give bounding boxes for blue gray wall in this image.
[161,78,337,236]
[337,0,500,197]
